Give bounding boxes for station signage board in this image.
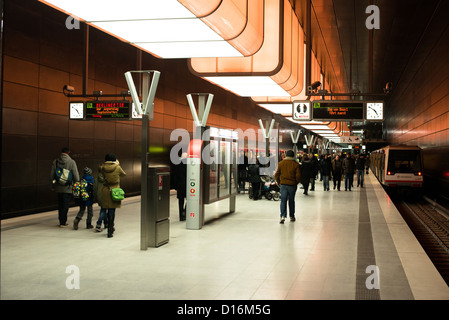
[340,136,362,144]
[69,101,132,120]
[312,101,364,121]
[86,101,131,119]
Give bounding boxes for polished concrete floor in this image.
[1,172,449,300]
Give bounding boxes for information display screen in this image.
[85,101,131,119]
[312,101,364,121]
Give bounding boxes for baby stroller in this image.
[260,176,281,201]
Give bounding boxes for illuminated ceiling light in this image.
[300,125,334,130]
[251,46,320,104]
[189,0,303,97]
[204,76,290,97]
[39,0,261,59]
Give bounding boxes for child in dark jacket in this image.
[73,167,95,230]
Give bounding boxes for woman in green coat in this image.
[96,153,126,238]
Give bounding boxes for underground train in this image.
[370,145,423,188]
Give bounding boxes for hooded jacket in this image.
[98,161,126,208]
[50,153,80,193]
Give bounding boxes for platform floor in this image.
[1,172,449,300]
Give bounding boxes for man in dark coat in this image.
[320,154,333,191]
[342,154,356,191]
[50,147,80,227]
[356,154,366,188]
[248,158,262,200]
[332,155,343,191]
[300,155,313,195]
[174,153,187,221]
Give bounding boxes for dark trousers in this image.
[302,182,309,194]
[178,197,186,220]
[57,193,72,225]
[344,173,354,191]
[76,204,93,225]
[333,173,342,190]
[251,182,261,199]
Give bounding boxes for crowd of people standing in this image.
[272,150,370,223]
[296,152,370,193]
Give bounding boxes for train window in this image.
[387,150,422,173]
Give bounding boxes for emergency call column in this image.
[185,93,213,230]
[186,140,203,230]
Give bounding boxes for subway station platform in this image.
[1,172,449,300]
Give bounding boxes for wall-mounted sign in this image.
[312,101,364,121]
[340,136,361,144]
[85,101,131,119]
[292,101,311,121]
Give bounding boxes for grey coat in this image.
[50,153,80,193]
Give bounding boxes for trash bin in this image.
[142,166,170,248]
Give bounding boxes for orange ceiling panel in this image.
[188,0,305,99]
[189,0,282,75]
[179,0,264,56]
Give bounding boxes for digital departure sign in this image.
[85,101,131,119]
[312,101,364,121]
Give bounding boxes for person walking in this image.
[274,150,301,224]
[365,154,371,175]
[342,153,356,191]
[300,155,313,195]
[50,147,79,227]
[97,153,126,238]
[309,153,319,191]
[356,154,366,188]
[174,152,187,221]
[73,167,95,230]
[332,155,343,191]
[320,154,333,191]
[248,158,262,200]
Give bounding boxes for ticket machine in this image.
[185,127,239,230]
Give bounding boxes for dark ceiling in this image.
[293,0,445,96]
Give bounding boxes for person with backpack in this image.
[50,147,79,227]
[73,167,95,230]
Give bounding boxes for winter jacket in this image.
[76,174,94,206]
[248,164,262,183]
[342,156,356,174]
[356,156,366,170]
[275,157,301,186]
[300,159,313,184]
[332,158,343,174]
[50,153,80,193]
[310,156,319,176]
[320,158,333,177]
[98,161,126,209]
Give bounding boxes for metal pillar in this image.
[124,70,161,250]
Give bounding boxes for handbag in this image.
[104,176,124,201]
[111,187,125,201]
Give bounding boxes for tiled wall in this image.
[2,0,297,217]
[385,12,449,202]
